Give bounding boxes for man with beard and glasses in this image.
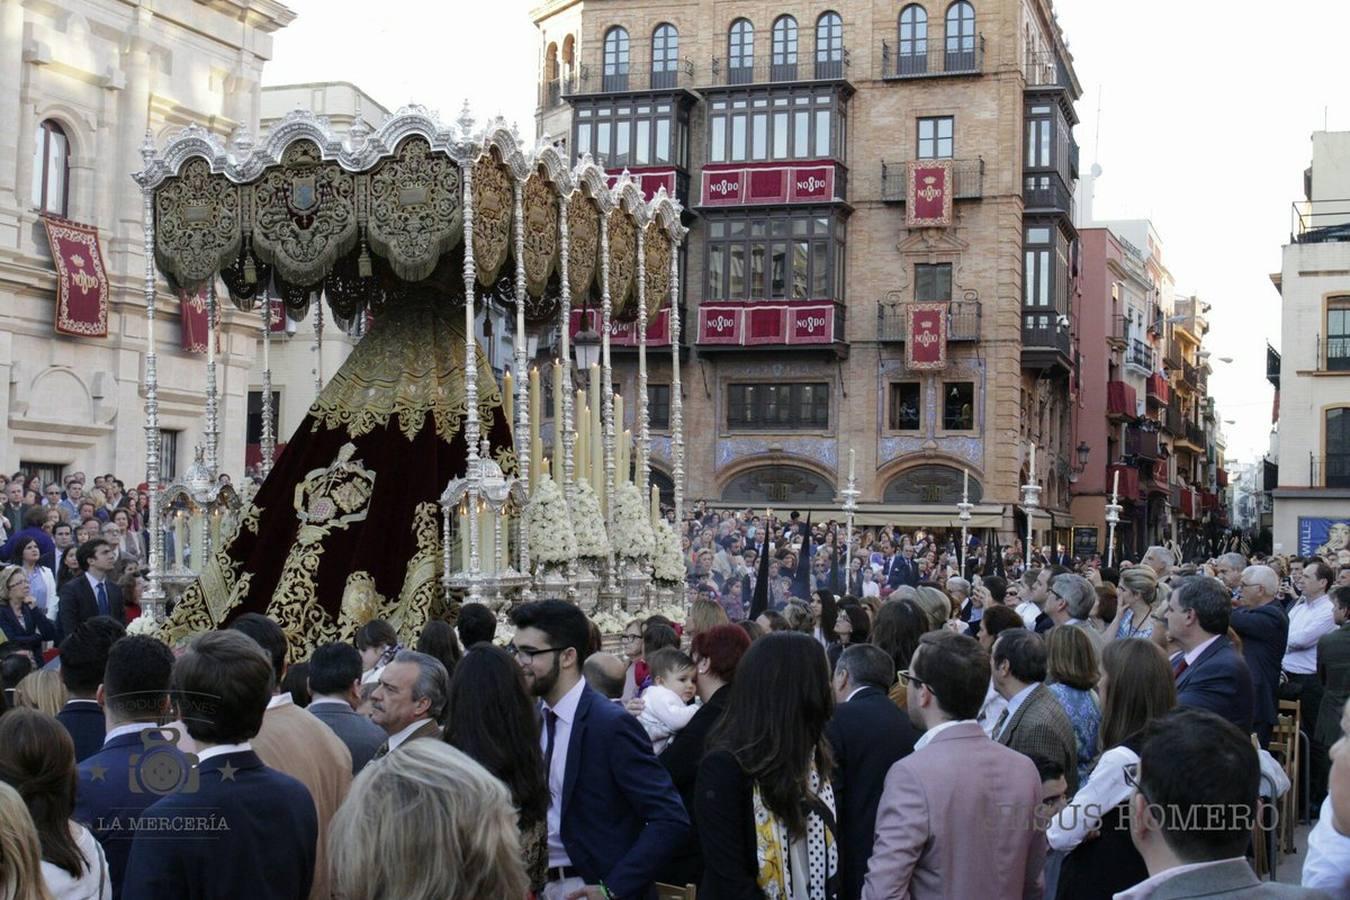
[509,600,688,900]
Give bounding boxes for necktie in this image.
[992,707,1010,740]
[96,583,109,617]
[1173,656,1189,680]
[543,709,558,775]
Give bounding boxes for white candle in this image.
[963,468,969,499]
[848,448,856,482]
[529,367,542,496]
[651,483,660,528]
[1112,468,1120,499]
[552,361,564,482]
[173,512,185,570]
[575,395,588,486]
[459,508,469,571]
[614,392,625,482]
[502,370,514,437]
[189,511,205,574]
[1029,443,1036,483]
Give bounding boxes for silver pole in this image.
[312,297,324,399]
[558,193,577,601]
[669,243,683,527]
[511,180,531,579]
[204,280,219,478]
[600,212,616,596]
[260,296,275,479]
[462,162,482,605]
[139,132,165,619]
[636,225,649,498]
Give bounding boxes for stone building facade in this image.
[532,0,1082,540]
[0,0,294,485]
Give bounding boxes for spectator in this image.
[55,546,80,591]
[582,652,627,700]
[1304,697,1350,892]
[306,642,387,775]
[1165,576,1255,733]
[865,631,1046,898]
[810,589,839,647]
[369,650,448,759]
[686,598,730,640]
[0,565,56,656]
[1315,586,1350,814]
[1122,708,1324,899]
[329,740,529,900]
[755,609,789,633]
[1046,625,1102,787]
[279,661,310,708]
[73,635,179,900]
[415,620,463,681]
[635,648,699,754]
[230,614,351,900]
[1,648,33,709]
[56,540,125,638]
[443,643,549,891]
[56,618,124,761]
[0,709,111,899]
[991,628,1079,793]
[0,779,47,900]
[1232,564,1291,747]
[696,632,839,897]
[122,630,318,900]
[456,602,497,649]
[1050,638,1175,899]
[827,602,870,670]
[827,643,917,900]
[1048,573,1107,656]
[14,670,66,716]
[1287,561,1337,802]
[509,600,688,899]
[871,598,928,709]
[354,619,400,686]
[975,605,1025,737]
[6,531,55,616]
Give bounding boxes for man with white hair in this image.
[1213,552,1249,599]
[1047,573,1106,655]
[1232,565,1290,747]
[1142,545,1176,583]
[948,576,978,630]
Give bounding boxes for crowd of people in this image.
[1,483,1350,898]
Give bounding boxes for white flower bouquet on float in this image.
[568,480,609,610]
[125,615,161,640]
[527,475,575,598]
[610,482,656,568]
[651,521,685,586]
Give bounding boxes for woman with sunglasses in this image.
[0,565,56,656]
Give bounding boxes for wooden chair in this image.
[1250,734,1278,879]
[1269,699,1306,854]
[655,884,696,900]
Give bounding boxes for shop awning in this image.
[753,503,1007,529]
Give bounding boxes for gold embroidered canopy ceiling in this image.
[138,107,687,321]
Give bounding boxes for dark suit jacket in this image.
[560,684,690,899]
[997,682,1080,793]
[1316,624,1350,747]
[826,686,918,900]
[0,603,56,653]
[1176,634,1255,735]
[57,699,106,763]
[307,698,387,773]
[57,574,125,639]
[75,726,190,900]
[886,555,919,589]
[122,749,318,900]
[1231,602,1289,732]
[658,685,730,886]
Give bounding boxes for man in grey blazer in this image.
[863,631,1046,900]
[306,642,387,774]
[1120,707,1329,899]
[992,628,1080,794]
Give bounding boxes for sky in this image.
[262,0,1350,464]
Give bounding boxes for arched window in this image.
[1327,408,1350,487]
[32,120,69,216]
[603,26,630,91]
[562,34,575,70]
[771,16,798,79]
[897,5,928,76]
[815,12,844,78]
[945,1,976,71]
[728,18,754,84]
[651,23,679,88]
[544,42,561,105]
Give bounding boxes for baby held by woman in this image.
[636,647,700,752]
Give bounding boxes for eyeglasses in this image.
[622,632,642,642]
[506,644,566,663]
[897,669,927,690]
[1122,762,1156,808]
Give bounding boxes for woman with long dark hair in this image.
[415,620,463,681]
[696,631,840,898]
[0,709,109,898]
[55,547,80,590]
[442,643,549,892]
[1048,638,1176,899]
[826,603,870,670]
[871,598,928,708]
[809,590,838,649]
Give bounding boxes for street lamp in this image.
[1068,441,1091,483]
[573,310,601,377]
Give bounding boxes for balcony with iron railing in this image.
[877,35,984,80]
[1180,360,1198,390]
[1146,372,1171,407]
[705,53,852,88]
[1163,405,1183,435]
[1107,381,1137,421]
[1021,314,1073,372]
[880,158,984,202]
[1183,422,1206,452]
[1291,198,1350,244]
[1126,338,1154,376]
[1311,454,1350,488]
[1163,341,1183,372]
[560,59,698,98]
[1023,173,1073,215]
[1107,314,1129,347]
[878,297,980,342]
[1125,425,1161,461]
[1024,49,1070,89]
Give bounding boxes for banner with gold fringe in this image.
[40,214,109,337]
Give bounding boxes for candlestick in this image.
[499,511,509,571]
[576,397,588,486]
[614,393,626,482]
[552,360,564,483]
[651,483,660,528]
[543,458,551,480]
[529,366,542,496]
[848,448,856,482]
[1029,443,1036,482]
[590,366,603,508]
[503,370,514,438]
[1112,468,1120,498]
[963,468,969,498]
[619,428,631,487]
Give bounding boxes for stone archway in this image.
[720,465,834,505]
[882,464,983,505]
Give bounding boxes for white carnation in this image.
[569,480,611,561]
[651,521,685,585]
[610,482,656,562]
[527,475,577,566]
[125,616,160,639]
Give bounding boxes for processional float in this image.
[134,106,687,654]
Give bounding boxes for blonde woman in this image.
[13,671,66,717]
[0,780,52,900]
[914,585,954,632]
[1106,565,1160,640]
[685,598,730,639]
[328,740,528,900]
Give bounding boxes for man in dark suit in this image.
[1313,586,1350,814]
[511,600,689,900]
[1232,565,1290,746]
[74,635,183,900]
[122,630,318,900]
[57,616,125,761]
[991,628,1079,793]
[1,480,26,535]
[888,537,920,589]
[368,649,447,761]
[306,641,387,774]
[827,644,917,900]
[659,623,750,887]
[57,539,125,639]
[1164,575,1255,734]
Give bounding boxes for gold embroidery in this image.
[522,171,559,298]
[567,192,599,300]
[366,137,464,283]
[154,158,242,291]
[473,150,514,287]
[643,223,671,317]
[309,296,507,444]
[252,141,359,287]
[338,571,387,637]
[607,207,636,316]
[392,502,443,644]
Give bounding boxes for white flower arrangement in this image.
[610,482,656,562]
[651,521,685,586]
[568,480,611,561]
[125,615,161,639]
[589,610,633,637]
[527,474,577,566]
[647,601,690,624]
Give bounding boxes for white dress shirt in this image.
[1047,745,1139,851]
[1303,796,1350,892]
[977,679,1007,738]
[1284,594,1335,674]
[266,692,293,710]
[196,742,252,763]
[386,717,433,752]
[996,683,1038,739]
[1182,633,1221,668]
[1016,600,1040,630]
[541,677,586,868]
